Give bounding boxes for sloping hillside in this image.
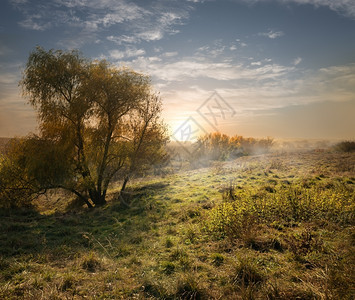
[0,150,354,299]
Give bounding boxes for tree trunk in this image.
[121,177,129,192]
[64,186,94,209]
[91,192,106,206]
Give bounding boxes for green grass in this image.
[0,150,354,299]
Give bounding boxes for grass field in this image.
[0,149,354,299]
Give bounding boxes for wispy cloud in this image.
[108,9,189,44]
[11,0,191,47]
[117,54,293,83]
[163,52,179,57]
[229,45,237,51]
[240,0,355,19]
[109,48,146,59]
[0,73,19,84]
[107,35,139,45]
[290,0,355,19]
[18,14,52,31]
[160,63,355,128]
[259,30,284,39]
[293,57,302,65]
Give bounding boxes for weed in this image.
[211,253,225,266]
[161,261,176,275]
[165,236,174,248]
[174,274,205,300]
[232,258,265,287]
[170,248,188,261]
[141,278,167,298]
[60,272,76,291]
[284,227,322,256]
[81,252,101,272]
[221,181,237,201]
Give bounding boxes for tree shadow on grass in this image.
[0,182,170,260]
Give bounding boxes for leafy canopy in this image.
[1,47,169,208]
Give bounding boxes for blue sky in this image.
[0,0,354,139]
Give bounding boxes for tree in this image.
[18,47,168,208]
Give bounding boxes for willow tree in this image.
[20,47,168,208]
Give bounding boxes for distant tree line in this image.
[193,132,274,162]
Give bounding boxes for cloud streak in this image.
[259,30,284,39]
[109,48,146,59]
[240,0,355,19]
[11,0,192,47]
[119,55,293,83]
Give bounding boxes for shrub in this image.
[334,141,355,153]
[0,139,40,209]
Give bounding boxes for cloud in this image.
[111,41,355,127]
[0,73,19,84]
[11,0,191,47]
[259,30,284,39]
[160,63,355,133]
[117,54,293,83]
[289,0,355,19]
[107,35,139,45]
[195,40,228,58]
[239,0,355,19]
[109,48,146,59]
[163,52,179,57]
[18,14,52,31]
[229,45,237,51]
[293,57,302,65]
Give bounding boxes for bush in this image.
[0,139,39,209]
[334,141,355,153]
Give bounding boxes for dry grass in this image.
[0,150,354,299]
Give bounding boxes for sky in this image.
[0,0,355,141]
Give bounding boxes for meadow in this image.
[0,148,354,299]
